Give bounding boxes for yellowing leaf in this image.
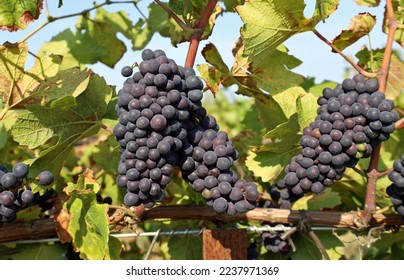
[0,0,43,31]
[332,13,376,52]
[354,0,381,6]
[237,0,320,65]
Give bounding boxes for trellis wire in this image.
[0,225,351,246]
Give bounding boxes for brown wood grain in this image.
[203,229,247,260]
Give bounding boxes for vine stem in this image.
[184,0,218,68]
[18,0,137,43]
[378,0,397,92]
[1,207,403,243]
[154,0,196,33]
[312,29,376,78]
[362,0,397,225]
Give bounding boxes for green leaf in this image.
[292,188,342,210]
[0,243,67,260]
[221,0,245,12]
[18,67,91,108]
[237,0,320,65]
[292,231,344,260]
[0,0,42,31]
[63,172,122,260]
[11,74,112,178]
[332,13,376,52]
[0,122,6,150]
[66,192,110,260]
[354,0,381,6]
[296,91,318,128]
[246,140,301,184]
[383,0,404,47]
[105,236,124,260]
[39,29,104,69]
[167,235,202,260]
[313,0,340,21]
[231,42,304,95]
[355,47,384,73]
[16,204,42,221]
[94,7,134,40]
[76,16,127,67]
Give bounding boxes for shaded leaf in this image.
[332,13,376,52]
[221,0,245,12]
[356,46,384,72]
[167,235,202,260]
[292,188,342,210]
[11,74,112,179]
[0,0,43,31]
[0,243,67,260]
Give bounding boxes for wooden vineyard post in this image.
[202,229,247,260]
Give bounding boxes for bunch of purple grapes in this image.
[275,74,398,208]
[0,162,54,224]
[263,74,398,255]
[114,49,259,214]
[387,153,404,217]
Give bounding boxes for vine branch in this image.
[362,0,398,225]
[378,0,397,92]
[154,0,195,33]
[18,0,137,43]
[312,29,376,78]
[1,206,403,244]
[184,0,218,68]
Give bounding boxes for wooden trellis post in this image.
[202,229,247,260]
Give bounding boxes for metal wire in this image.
[0,225,350,246]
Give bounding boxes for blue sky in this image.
[1,1,401,88]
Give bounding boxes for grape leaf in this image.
[332,13,376,52]
[296,91,319,128]
[236,0,326,65]
[292,231,344,260]
[385,54,404,99]
[11,74,112,178]
[0,42,86,110]
[292,188,342,210]
[39,8,129,69]
[246,124,301,184]
[355,47,384,73]
[64,173,122,260]
[0,0,43,31]
[221,0,245,12]
[167,235,202,260]
[354,0,381,6]
[313,0,340,21]
[232,40,304,95]
[0,243,67,260]
[0,42,28,105]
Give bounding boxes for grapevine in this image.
[0,0,403,261]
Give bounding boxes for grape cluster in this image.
[0,162,54,224]
[114,49,259,214]
[387,153,404,217]
[276,74,398,208]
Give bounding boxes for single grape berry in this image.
[38,171,54,186]
[121,66,133,77]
